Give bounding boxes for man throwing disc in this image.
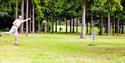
[4,15,31,45]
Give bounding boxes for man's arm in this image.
[13,19,18,25]
[22,18,31,22]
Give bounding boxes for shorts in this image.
[7,26,18,38]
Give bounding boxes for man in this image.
[4,15,31,45]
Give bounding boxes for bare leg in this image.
[5,27,15,35]
[4,27,19,45]
[13,30,19,45]
[3,28,15,42]
[0,32,2,36]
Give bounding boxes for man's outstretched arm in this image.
[22,18,31,22]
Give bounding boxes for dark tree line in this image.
[0,0,125,38]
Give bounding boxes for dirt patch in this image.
[79,56,113,61]
[96,56,113,60]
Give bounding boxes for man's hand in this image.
[28,18,31,20]
[22,18,31,22]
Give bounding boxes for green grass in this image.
[0,34,125,63]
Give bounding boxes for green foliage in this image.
[90,0,123,14]
[0,0,15,17]
[0,0,124,33]
[54,0,65,14]
[34,0,45,21]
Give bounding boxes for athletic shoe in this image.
[4,32,9,35]
[13,42,19,46]
[0,33,2,36]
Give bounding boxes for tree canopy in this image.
[0,0,124,35]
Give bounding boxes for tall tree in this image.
[91,0,123,35]
[104,0,123,35]
[16,0,18,19]
[65,18,68,33]
[32,2,35,33]
[0,0,16,29]
[26,0,29,35]
[20,0,24,33]
[80,0,86,39]
[34,0,45,32]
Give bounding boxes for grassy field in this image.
[0,33,125,63]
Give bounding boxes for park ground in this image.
[0,33,125,63]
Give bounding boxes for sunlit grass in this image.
[0,34,125,63]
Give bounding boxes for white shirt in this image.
[12,19,25,30]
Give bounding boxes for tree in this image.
[80,0,86,39]
[103,0,123,35]
[0,0,16,29]
[121,0,125,34]
[0,0,15,17]
[34,0,45,32]
[26,0,29,35]
[32,2,35,33]
[91,0,123,35]
[20,0,24,33]
[16,0,18,19]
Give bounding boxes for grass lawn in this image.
[0,34,125,63]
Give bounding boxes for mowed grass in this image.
[0,34,125,63]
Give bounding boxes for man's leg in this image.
[5,27,14,35]
[3,27,15,42]
[0,32,2,42]
[13,30,19,45]
[0,32,2,36]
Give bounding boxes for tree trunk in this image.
[117,18,119,35]
[26,0,29,36]
[32,3,35,33]
[16,0,18,19]
[29,2,31,33]
[70,18,72,32]
[99,17,103,35]
[46,17,48,32]
[29,5,32,33]
[80,0,86,39]
[99,20,101,35]
[55,18,57,32]
[115,20,117,33]
[73,17,75,33]
[76,17,78,33]
[121,19,124,34]
[105,24,107,33]
[52,15,54,33]
[86,19,88,34]
[38,21,40,32]
[107,13,110,36]
[113,19,115,35]
[65,18,68,33]
[44,20,47,33]
[20,0,24,33]
[90,15,93,35]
